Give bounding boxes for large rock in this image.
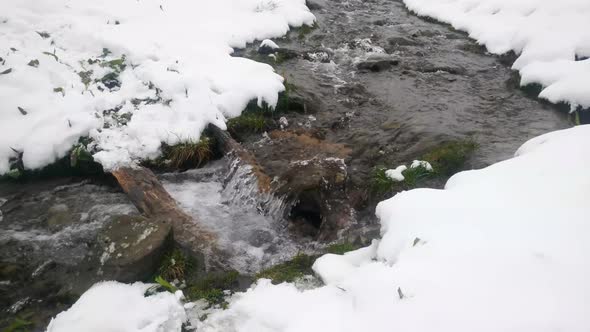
[97,215,172,282]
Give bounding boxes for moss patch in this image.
[294,22,319,40]
[1,316,33,332]
[422,139,478,176]
[227,112,268,136]
[158,248,194,282]
[186,271,240,308]
[326,242,359,255]
[255,253,316,284]
[165,137,213,169]
[0,137,103,182]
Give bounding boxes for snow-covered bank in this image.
[0,0,314,174]
[194,124,590,331]
[402,0,590,110]
[50,125,590,331]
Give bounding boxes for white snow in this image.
[46,281,186,332]
[260,39,280,50]
[0,0,314,174]
[402,0,590,110]
[193,124,590,332]
[410,159,433,171]
[385,165,407,181]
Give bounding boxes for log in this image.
[209,124,272,192]
[112,166,226,271]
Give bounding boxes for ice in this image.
[402,0,590,110]
[0,0,315,174]
[193,124,590,332]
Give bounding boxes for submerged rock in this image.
[356,55,400,72]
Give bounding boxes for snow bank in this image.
[402,0,590,109]
[0,0,314,174]
[195,125,590,332]
[46,282,186,332]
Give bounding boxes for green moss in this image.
[163,137,213,169]
[370,163,435,196]
[326,242,358,255]
[421,140,478,176]
[255,253,316,284]
[399,164,433,187]
[158,248,193,282]
[0,137,103,182]
[227,79,299,138]
[227,112,268,135]
[295,22,318,40]
[371,167,396,195]
[2,317,32,332]
[186,271,240,308]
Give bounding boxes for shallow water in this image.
[255,0,570,172]
[161,158,317,274]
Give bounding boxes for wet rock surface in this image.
[0,178,172,330]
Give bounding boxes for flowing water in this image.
[160,157,317,274]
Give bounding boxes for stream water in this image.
[0,0,574,329]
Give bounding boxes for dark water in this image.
[248,0,570,179]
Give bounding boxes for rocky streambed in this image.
[0,0,575,330]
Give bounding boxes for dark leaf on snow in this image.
[36,31,51,39]
[18,107,27,115]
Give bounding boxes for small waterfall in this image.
[162,155,314,274]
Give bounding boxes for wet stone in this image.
[97,215,172,282]
[356,55,400,72]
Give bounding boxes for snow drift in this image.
[402,0,590,110]
[0,0,314,174]
[46,282,186,332]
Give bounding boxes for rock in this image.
[275,48,300,61]
[386,36,420,46]
[356,55,399,72]
[373,19,388,26]
[97,215,172,282]
[306,0,323,10]
[112,166,226,270]
[279,156,354,241]
[279,116,289,128]
[46,204,76,231]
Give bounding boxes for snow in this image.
[46,281,186,332]
[193,124,590,332]
[260,39,280,50]
[0,0,315,174]
[385,165,407,181]
[410,160,432,171]
[402,0,590,110]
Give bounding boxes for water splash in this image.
[162,156,315,274]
